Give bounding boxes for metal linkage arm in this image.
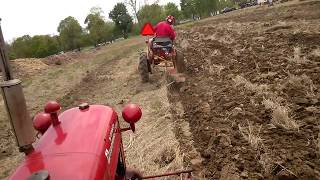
[142,169,193,179]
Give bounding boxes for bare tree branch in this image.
[125,0,139,23]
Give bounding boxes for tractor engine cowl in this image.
[10,104,123,180]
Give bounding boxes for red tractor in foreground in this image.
[11,102,143,180]
[9,102,192,180]
[0,21,192,179]
[138,23,186,83]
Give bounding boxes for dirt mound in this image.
[172,1,320,179]
[10,58,49,78]
[7,50,93,79]
[43,51,82,65]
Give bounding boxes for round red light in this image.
[44,101,61,114]
[33,113,52,134]
[122,104,142,124]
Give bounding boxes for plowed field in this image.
[170,1,320,179]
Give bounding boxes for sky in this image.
[0,0,180,42]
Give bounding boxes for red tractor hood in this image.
[10,105,121,180]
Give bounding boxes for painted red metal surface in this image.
[33,113,52,134]
[122,104,142,124]
[44,101,61,126]
[140,23,155,36]
[10,105,121,180]
[122,104,142,133]
[44,101,61,114]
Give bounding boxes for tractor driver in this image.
[154,15,176,41]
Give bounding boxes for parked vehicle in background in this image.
[239,1,258,8]
[222,7,237,13]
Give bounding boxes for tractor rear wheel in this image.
[175,50,186,73]
[138,53,150,83]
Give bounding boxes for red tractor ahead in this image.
[138,23,186,83]
[0,21,192,179]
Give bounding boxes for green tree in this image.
[8,35,61,59]
[109,3,133,39]
[181,0,231,19]
[104,22,115,42]
[89,6,104,15]
[31,35,61,58]
[57,16,83,51]
[10,35,32,58]
[180,0,197,19]
[4,42,15,60]
[79,31,92,47]
[217,0,235,12]
[85,7,108,46]
[137,4,165,25]
[195,0,214,17]
[164,3,181,21]
[208,0,219,15]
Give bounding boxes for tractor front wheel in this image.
[138,53,150,83]
[174,50,186,73]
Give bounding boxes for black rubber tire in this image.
[138,53,149,83]
[175,50,186,73]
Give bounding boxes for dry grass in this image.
[265,21,292,32]
[259,153,274,175]
[285,73,316,97]
[262,98,279,110]
[233,75,269,94]
[272,106,299,130]
[122,83,184,178]
[259,153,297,177]
[211,49,222,57]
[180,39,190,50]
[312,48,320,57]
[208,64,225,76]
[287,46,309,64]
[317,130,320,153]
[262,98,299,130]
[219,35,236,44]
[258,72,277,79]
[237,72,308,132]
[238,121,263,150]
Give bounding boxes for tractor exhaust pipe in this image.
[0,19,35,154]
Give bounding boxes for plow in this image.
[0,20,192,179]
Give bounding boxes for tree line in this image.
[181,0,236,19]
[7,0,236,60]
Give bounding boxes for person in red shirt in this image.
[154,15,176,41]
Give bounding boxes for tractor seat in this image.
[152,37,173,49]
